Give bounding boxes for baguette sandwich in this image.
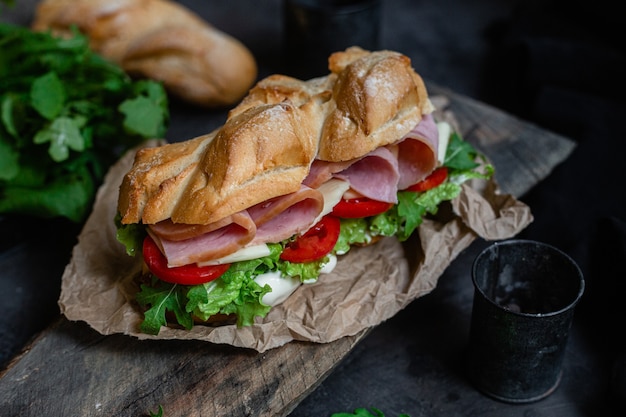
[115,47,492,335]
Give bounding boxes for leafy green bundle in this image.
[0,24,169,222]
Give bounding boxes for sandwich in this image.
[115,47,493,335]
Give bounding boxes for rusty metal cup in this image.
[466,239,585,403]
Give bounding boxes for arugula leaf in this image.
[0,23,169,222]
[136,280,193,335]
[119,82,168,138]
[444,131,481,171]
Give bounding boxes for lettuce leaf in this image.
[114,213,146,257]
[187,263,272,327]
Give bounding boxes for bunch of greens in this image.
[0,23,169,222]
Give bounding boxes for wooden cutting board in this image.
[0,84,575,417]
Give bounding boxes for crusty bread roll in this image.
[229,47,434,161]
[31,0,258,108]
[119,99,324,225]
[320,47,433,161]
[118,47,433,226]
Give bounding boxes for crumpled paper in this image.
[59,100,533,353]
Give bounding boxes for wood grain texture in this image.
[1,318,367,417]
[0,88,575,417]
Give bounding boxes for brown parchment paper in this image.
[58,99,533,353]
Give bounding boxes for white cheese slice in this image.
[197,243,271,266]
[436,121,451,164]
[311,178,351,226]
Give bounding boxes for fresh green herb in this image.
[331,408,410,417]
[148,405,164,417]
[0,23,169,222]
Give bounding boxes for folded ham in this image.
[118,47,438,265]
[147,211,256,267]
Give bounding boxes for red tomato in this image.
[142,236,230,286]
[280,215,341,263]
[331,197,393,219]
[405,167,448,192]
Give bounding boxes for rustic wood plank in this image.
[0,88,575,417]
[1,318,367,417]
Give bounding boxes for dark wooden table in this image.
[2,1,616,416]
[0,81,584,416]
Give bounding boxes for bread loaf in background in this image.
[31,0,258,108]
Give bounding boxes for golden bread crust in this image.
[118,47,433,225]
[118,102,323,225]
[170,102,322,225]
[318,47,433,161]
[118,134,215,224]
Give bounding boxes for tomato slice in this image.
[331,197,393,219]
[142,236,230,286]
[405,167,448,192]
[280,215,341,263]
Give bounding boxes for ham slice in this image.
[248,185,324,244]
[147,211,256,267]
[148,213,249,241]
[396,113,439,189]
[333,147,400,203]
[303,159,352,188]
[148,186,324,265]
[148,115,437,266]
[303,115,438,203]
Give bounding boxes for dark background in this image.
[2,0,625,415]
